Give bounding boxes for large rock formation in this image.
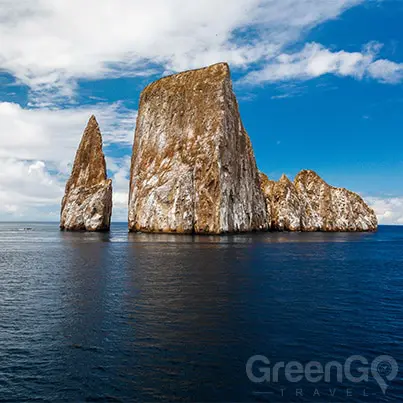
[128,62,267,234]
[260,170,377,232]
[60,115,112,231]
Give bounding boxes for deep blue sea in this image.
[0,223,402,402]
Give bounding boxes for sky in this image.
[0,0,402,224]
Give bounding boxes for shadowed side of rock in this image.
[260,170,377,232]
[60,115,112,231]
[128,63,267,234]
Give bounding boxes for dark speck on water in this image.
[0,222,402,402]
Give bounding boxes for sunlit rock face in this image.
[260,170,378,232]
[260,173,303,231]
[294,170,378,232]
[128,63,267,234]
[60,115,112,231]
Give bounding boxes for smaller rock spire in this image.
[65,115,107,194]
[60,115,112,231]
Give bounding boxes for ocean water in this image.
[0,223,402,402]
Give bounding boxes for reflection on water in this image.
[128,231,375,244]
[60,230,112,243]
[0,223,402,401]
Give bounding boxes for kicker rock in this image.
[128,63,267,234]
[60,115,112,231]
[294,170,377,232]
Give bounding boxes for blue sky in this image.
[0,0,402,223]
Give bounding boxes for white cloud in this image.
[107,155,131,222]
[0,158,63,220]
[0,101,135,161]
[242,42,403,84]
[367,59,403,83]
[0,102,135,221]
[0,0,368,101]
[0,154,132,222]
[367,197,403,225]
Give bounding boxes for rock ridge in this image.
[260,170,378,232]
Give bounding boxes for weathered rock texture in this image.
[60,115,112,231]
[128,62,267,234]
[260,173,302,231]
[260,170,377,232]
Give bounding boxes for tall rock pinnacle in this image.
[60,115,112,231]
[128,63,267,234]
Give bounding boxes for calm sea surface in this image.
[0,223,402,402]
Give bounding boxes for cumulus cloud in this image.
[0,101,136,161]
[0,154,132,222]
[367,197,403,225]
[0,102,135,221]
[107,156,132,222]
[0,0,369,101]
[367,59,403,83]
[242,42,403,84]
[0,158,63,220]
[0,100,136,182]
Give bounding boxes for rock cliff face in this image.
[260,170,377,232]
[60,115,112,231]
[260,173,302,231]
[295,170,378,231]
[128,62,267,234]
